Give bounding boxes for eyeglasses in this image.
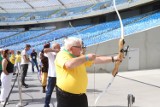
[72,46,86,49]
[72,46,82,49]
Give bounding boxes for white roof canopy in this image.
[0,0,106,13]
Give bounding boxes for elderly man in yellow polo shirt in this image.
[55,37,121,107]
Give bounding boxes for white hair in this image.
[64,37,82,50]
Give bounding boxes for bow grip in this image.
[112,38,125,77]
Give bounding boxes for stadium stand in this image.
[1,9,160,52]
[0,0,136,23]
[0,0,159,51]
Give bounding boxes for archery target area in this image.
[4,68,160,107]
[87,69,160,107]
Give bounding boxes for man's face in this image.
[26,47,31,51]
[71,42,82,57]
[52,44,60,52]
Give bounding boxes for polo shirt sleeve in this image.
[55,52,70,69]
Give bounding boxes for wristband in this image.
[111,56,114,62]
[85,55,89,61]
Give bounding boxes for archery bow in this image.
[94,0,127,106]
[112,0,125,77]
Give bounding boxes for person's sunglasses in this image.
[72,46,82,49]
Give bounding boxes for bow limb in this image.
[95,39,125,105]
[112,0,125,77]
[113,0,124,38]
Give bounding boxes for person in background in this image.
[0,49,3,86]
[40,44,50,93]
[0,49,14,105]
[31,49,39,73]
[54,37,122,107]
[44,43,60,107]
[81,41,86,55]
[38,52,42,73]
[14,51,21,74]
[21,44,31,88]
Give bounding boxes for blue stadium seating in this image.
[2,10,160,52]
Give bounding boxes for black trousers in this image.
[56,86,88,107]
[21,64,28,85]
[31,59,39,72]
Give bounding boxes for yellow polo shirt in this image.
[10,54,15,64]
[15,54,21,63]
[55,50,93,94]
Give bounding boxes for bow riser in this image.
[112,38,125,76]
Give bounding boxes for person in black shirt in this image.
[31,49,39,73]
[40,49,48,93]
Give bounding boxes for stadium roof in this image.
[0,0,103,13]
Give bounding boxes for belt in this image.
[56,86,85,97]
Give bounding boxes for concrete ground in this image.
[0,68,160,107]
